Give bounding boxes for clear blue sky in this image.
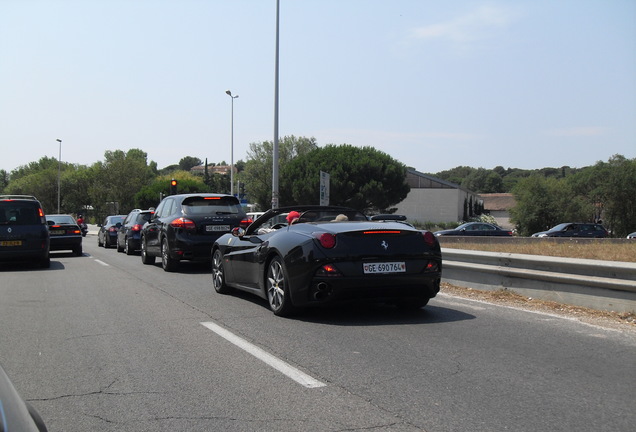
[1,0,634,174]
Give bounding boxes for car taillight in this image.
[72,229,81,234]
[170,217,196,230]
[422,231,437,246]
[315,263,342,277]
[132,224,143,232]
[240,218,252,228]
[313,232,336,249]
[109,227,118,232]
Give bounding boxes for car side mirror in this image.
[115,222,122,228]
[47,220,54,226]
[232,227,245,237]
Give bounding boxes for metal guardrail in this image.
[441,248,636,314]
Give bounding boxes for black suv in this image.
[140,194,249,271]
[0,197,50,268]
[117,209,155,255]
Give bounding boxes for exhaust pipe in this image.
[314,282,332,300]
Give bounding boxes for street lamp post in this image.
[56,139,62,213]
[225,90,238,196]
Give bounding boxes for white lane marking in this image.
[200,321,326,388]
[94,259,109,266]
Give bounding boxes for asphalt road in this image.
[0,235,634,432]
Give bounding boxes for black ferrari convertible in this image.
[211,206,442,316]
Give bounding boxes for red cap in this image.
[286,211,300,224]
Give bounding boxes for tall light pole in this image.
[272,0,280,209]
[225,90,238,196]
[56,139,62,213]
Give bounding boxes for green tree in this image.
[0,169,8,192]
[280,144,410,212]
[91,149,158,217]
[596,155,636,237]
[510,176,590,236]
[179,156,202,171]
[135,171,207,209]
[241,136,318,209]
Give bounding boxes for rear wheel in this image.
[97,234,103,247]
[266,256,294,316]
[140,237,155,265]
[116,238,124,252]
[39,253,50,268]
[124,238,134,255]
[161,239,178,272]
[211,249,231,294]
[73,245,83,257]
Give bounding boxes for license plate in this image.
[50,230,65,235]
[0,240,22,246]
[363,262,406,274]
[206,225,230,232]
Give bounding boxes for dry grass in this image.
[441,283,636,330]
[441,241,636,263]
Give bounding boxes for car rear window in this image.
[183,196,242,215]
[0,201,42,225]
[47,215,76,225]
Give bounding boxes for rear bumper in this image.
[50,236,82,251]
[294,272,442,307]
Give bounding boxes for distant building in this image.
[190,165,236,176]
[479,193,516,229]
[394,170,481,224]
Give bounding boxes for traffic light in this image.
[170,179,178,195]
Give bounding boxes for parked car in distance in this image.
[211,205,442,316]
[0,197,50,268]
[97,215,127,248]
[626,232,635,239]
[45,214,83,256]
[531,223,608,238]
[117,209,154,255]
[434,222,513,237]
[141,193,250,271]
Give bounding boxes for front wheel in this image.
[140,237,155,265]
[161,239,178,272]
[266,256,295,317]
[211,249,231,294]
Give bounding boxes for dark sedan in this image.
[140,193,250,271]
[211,206,442,316]
[117,209,154,255]
[531,223,608,238]
[434,222,513,237]
[45,214,82,256]
[97,215,126,248]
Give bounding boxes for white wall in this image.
[394,189,463,223]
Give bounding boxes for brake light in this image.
[422,231,436,246]
[170,217,196,230]
[132,224,143,232]
[204,197,221,200]
[240,218,252,228]
[38,208,45,217]
[72,229,81,234]
[313,232,336,249]
[108,227,118,233]
[363,230,401,235]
